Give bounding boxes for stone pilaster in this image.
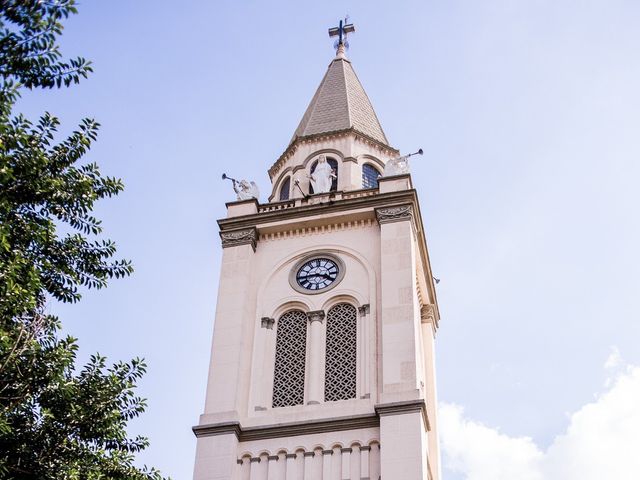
[306,310,326,405]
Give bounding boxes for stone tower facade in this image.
[193,39,442,480]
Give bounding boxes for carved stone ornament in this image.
[306,310,326,323]
[420,303,436,324]
[358,304,370,316]
[220,228,257,251]
[261,317,275,329]
[375,205,414,224]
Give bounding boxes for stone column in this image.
[285,453,297,480]
[267,455,279,480]
[420,304,441,480]
[306,310,325,405]
[369,444,380,480]
[331,446,342,479]
[237,457,250,480]
[303,452,315,480]
[321,450,332,480]
[375,205,421,400]
[259,317,275,409]
[349,445,361,480]
[250,457,261,480]
[360,446,370,480]
[375,205,429,478]
[357,304,371,399]
[340,448,351,480]
[204,229,258,415]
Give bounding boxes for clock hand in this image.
[298,272,334,282]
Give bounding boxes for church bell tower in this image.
[193,20,442,480]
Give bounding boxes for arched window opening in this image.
[272,310,307,408]
[324,303,357,401]
[309,157,338,194]
[362,164,381,189]
[279,177,291,201]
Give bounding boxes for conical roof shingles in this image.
[290,57,388,146]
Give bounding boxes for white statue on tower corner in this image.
[233,179,260,201]
[383,148,423,177]
[383,154,411,177]
[308,155,336,193]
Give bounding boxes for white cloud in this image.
[604,346,623,370]
[440,355,640,480]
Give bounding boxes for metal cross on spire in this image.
[328,17,355,51]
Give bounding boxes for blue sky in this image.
[16,1,640,478]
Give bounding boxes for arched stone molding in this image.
[320,293,364,313]
[359,153,385,171]
[299,148,345,171]
[255,245,377,319]
[268,299,313,322]
[269,166,295,202]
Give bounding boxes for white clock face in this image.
[295,257,340,291]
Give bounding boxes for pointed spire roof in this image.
[289,49,389,146]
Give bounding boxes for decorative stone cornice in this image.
[193,413,380,441]
[358,304,370,316]
[375,400,431,431]
[341,447,353,454]
[220,227,257,251]
[375,204,414,225]
[191,421,241,438]
[303,452,315,457]
[307,310,325,323]
[322,449,333,455]
[268,455,279,461]
[260,219,376,242]
[261,317,275,329]
[219,189,413,232]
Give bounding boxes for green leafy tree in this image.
[0,2,165,478]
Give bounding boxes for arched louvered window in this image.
[279,177,291,201]
[272,310,307,408]
[362,164,381,189]
[309,157,338,194]
[324,303,357,401]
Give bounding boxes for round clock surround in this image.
[288,252,346,294]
